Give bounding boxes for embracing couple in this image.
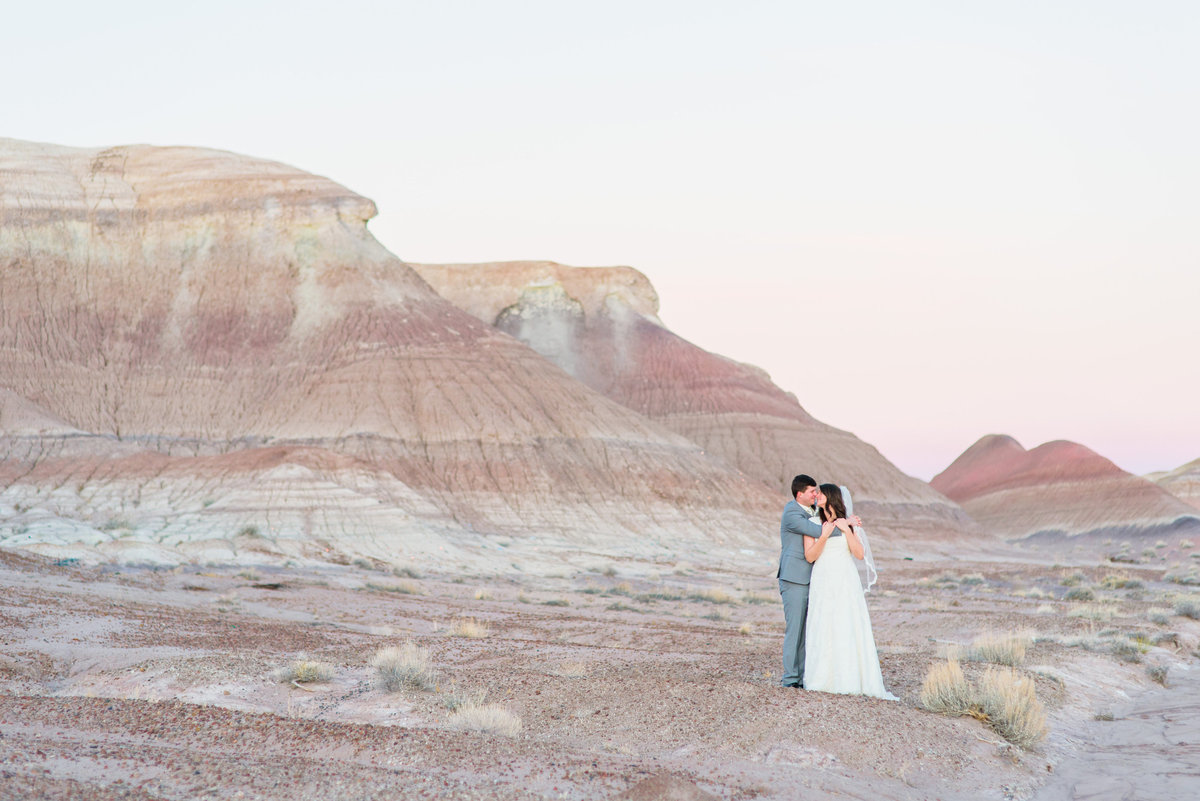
[777,474,896,700]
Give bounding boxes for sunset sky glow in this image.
[3,0,1197,480]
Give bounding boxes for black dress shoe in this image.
[782,683,801,688]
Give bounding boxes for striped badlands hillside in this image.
[931,434,1200,547]
[412,261,970,541]
[0,138,780,570]
[1147,459,1200,513]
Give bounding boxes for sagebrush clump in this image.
[919,659,1047,748]
[967,632,1030,666]
[447,703,522,736]
[371,641,436,691]
[273,659,334,684]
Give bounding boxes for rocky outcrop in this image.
[412,261,969,539]
[1147,459,1200,512]
[931,434,1200,545]
[1,139,781,569]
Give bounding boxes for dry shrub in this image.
[919,660,1047,748]
[1100,573,1142,590]
[474,588,494,601]
[1067,604,1117,621]
[1060,571,1086,587]
[919,659,973,717]
[969,632,1030,666]
[738,622,755,636]
[273,659,334,684]
[448,703,522,736]
[451,618,491,638]
[371,641,435,691]
[688,587,738,605]
[975,667,1048,749]
[742,591,775,605]
[1175,600,1200,619]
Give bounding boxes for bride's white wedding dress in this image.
[803,528,897,700]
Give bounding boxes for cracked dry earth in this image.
[2,547,1198,800]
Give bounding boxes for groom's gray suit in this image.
[777,499,824,687]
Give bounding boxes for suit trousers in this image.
[779,578,810,687]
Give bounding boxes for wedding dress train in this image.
[803,533,897,700]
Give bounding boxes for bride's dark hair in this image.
[819,483,847,522]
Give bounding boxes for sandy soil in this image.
[2,547,1198,800]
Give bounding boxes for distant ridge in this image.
[1147,458,1200,512]
[932,434,1200,546]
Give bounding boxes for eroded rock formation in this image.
[412,261,968,539]
[931,434,1200,545]
[1,139,780,569]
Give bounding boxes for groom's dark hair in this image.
[791,474,817,497]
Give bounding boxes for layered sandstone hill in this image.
[0,138,779,568]
[1147,459,1200,512]
[931,434,1200,544]
[411,261,968,538]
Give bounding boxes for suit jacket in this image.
[777,499,824,584]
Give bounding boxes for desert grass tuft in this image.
[447,702,522,736]
[392,565,422,579]
[975,667,1048,749]
[450,618,491,638]
[370,641,436,692]
[606,601,644,613]
[1100,573,1143,590]
[742,591,775,605]
[919,660,1047,748]
[474,588,494,601]
[738,621,755,636]
[1174,600,1200,619]
[1109,640,1142,663]
[687,587,738,605]
[1148,608,1172,625]
[919,659,974,717]
[1060,571,1086,587]
[1146,665,1168,686]
[1067,604,1117,621]
[967,632,1030,666]
[273,658,334,684]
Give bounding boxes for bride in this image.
[802,484,896,700]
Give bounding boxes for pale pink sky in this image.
[3,1,1197,479]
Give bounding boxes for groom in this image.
[776,474,859,688]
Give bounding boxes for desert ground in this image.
[2,545,1198,801]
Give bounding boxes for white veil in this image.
[840,485,879,593]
